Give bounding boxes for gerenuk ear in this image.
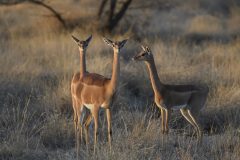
[85,35,92,44]
[102,37,114,47]
[145,46,151,53]
[119,39,128,49]
[141,45,146,51]
[71,35,79,44]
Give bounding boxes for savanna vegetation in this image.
[0,0,240,159]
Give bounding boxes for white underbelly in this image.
[84,103,107,110]
[172,104,187,110]
[157,103,187,110]
[84,104,94,110]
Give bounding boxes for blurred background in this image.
[1,0,240,39]
[0,0,240,160]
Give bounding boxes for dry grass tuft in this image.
[0,0,240,159]
[187,15,224,35]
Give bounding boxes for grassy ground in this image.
[0,0,240,160]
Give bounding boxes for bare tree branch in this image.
[98,0,108,19]
[107,0,132,31]
[29,0,67,29]
[103,0,132,32]
[0,0,26,5]
[108,0,117,23]
[0,0,67,29]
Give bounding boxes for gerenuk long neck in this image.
[145,58,165,96]
[109,48,120,93]
[79,49,86,78]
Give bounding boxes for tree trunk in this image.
[98,0,108,19]
[106,0,132,32]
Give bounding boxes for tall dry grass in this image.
[0,0,240,160]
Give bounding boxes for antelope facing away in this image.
[133,45,209,140]
[71,37,128,155]
[71,35,92,157]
